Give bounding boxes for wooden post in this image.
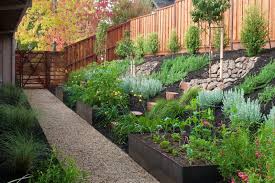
[230,0,234,50]
[220,21,224,79]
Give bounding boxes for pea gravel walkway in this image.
[25,89,158,183]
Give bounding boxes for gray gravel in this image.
[25,89,158,183]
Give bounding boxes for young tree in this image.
[191,0,230,79]
[115,31,136,76]
[95,21,110,62]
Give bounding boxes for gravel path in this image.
[25,89,158,183]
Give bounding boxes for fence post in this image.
[230,0,234,50]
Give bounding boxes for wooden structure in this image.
[13,0,275,88]
[16,51,66,89]
[130,0,275,54]
[64,22,130,72]
[0,0,32,86]
[64,0,275,72]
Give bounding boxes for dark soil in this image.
[140,133,208,167]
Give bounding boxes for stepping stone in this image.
[166,91,179,100]
[147,102,157,112]
[179,81,191,91]
[131,111,144,116]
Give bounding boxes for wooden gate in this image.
[16,51,66,89]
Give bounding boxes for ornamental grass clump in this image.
[0,105,37,132]
[0,132,47,175]
[0,85,27,106]
[179,87,202,105]
[148,99,185,120]
[197,89,223,109]
[152,55,208,86]
[238,61,275,94]
[120,76,163,99]
[258,86,275,104]
[30,151,88,183]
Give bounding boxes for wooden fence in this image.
[64,22,130,72]
[16,51,66,89]
[64,0,275,72]
[130,0,275,54]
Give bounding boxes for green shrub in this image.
[0,85,27,106]
[179,87,202,105]
[145,32,159,55]
[152,55,208,86]
[148,99,185,119]
[266,106,275,126]
[258,86,275,104]
[160,140,170,149]
[197,90,223,109]
[82,68,128,108]
[0,105,37,132]
[0,132,47,175]
[223,89,262,128]
[120,76,163,99]
[168,30,181,54]
[213,28,229,50]
[113,114,164,144]
[183,136,215,163]
[134,35,146,59]
[241,6,268,56]
[238,61,275,94]
[223,89,245,116]
[115,31,134,59]
[230,98,263,128]
[212,128,256,179]
[31,151,88,183]
[185,25,200,54]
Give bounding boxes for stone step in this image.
[179,81,191,91]
[131,111,144,116]
[166,91,179,100]
[147,102,157,112]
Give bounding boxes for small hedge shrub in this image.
[120,76,163,99]
[168,30,181,54]
[241,6,268,56]
[185,25,200,54]
[115,31,134,59]
[145,32,159,55]
[197,89,223,109]
[148,99,185,119]
[134,35,146,58]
